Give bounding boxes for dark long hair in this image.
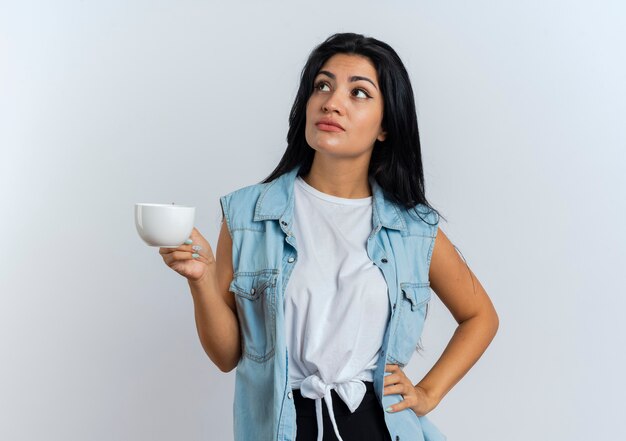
[260,32,445,225]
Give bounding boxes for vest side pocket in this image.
[387,282,432,366]
[229,268,279,363]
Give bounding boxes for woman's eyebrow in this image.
[317,70,378,91]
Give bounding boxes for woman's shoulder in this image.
[219,181,272,229]
[222,181,269,201]
[400,202,440,237]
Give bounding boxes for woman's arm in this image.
[416,226,499,406]
[188,219,241,373]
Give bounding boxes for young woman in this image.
[160,32,499,441]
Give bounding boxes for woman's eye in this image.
[314,81,330,91]
[313,81,370,99]
[353,88,370,99]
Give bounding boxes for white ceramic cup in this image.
[135,203,196,247]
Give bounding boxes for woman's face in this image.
[305,53,386,159]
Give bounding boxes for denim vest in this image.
[219,164,447,441]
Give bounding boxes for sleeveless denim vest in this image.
[219,164,447,441]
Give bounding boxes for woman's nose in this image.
[322,91,344,113]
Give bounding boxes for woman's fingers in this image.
[383,383,409,397]
[165,249,205,262]
[159,247,206,266]
[159,246,176,255]
[159,229,212,266]
[159,243,194,255]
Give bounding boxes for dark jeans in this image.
[293,381,392,441]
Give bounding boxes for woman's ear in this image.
[377,128,387,142]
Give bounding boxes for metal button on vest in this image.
[287,257,295,263]
[287,391,293,399]
[250,288,255,294]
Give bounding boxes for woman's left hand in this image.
[382,364,438,416]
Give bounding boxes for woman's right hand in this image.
[159,227,215,283]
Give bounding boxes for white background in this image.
[1,1,624,440]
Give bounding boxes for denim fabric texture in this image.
[219,164,447,441]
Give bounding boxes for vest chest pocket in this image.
[387,281,432,366]
[229,269,279,363]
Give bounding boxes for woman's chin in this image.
[309,143,343,154]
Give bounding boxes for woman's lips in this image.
[316,123,344,132]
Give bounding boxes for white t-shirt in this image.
[285,175,390,441]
